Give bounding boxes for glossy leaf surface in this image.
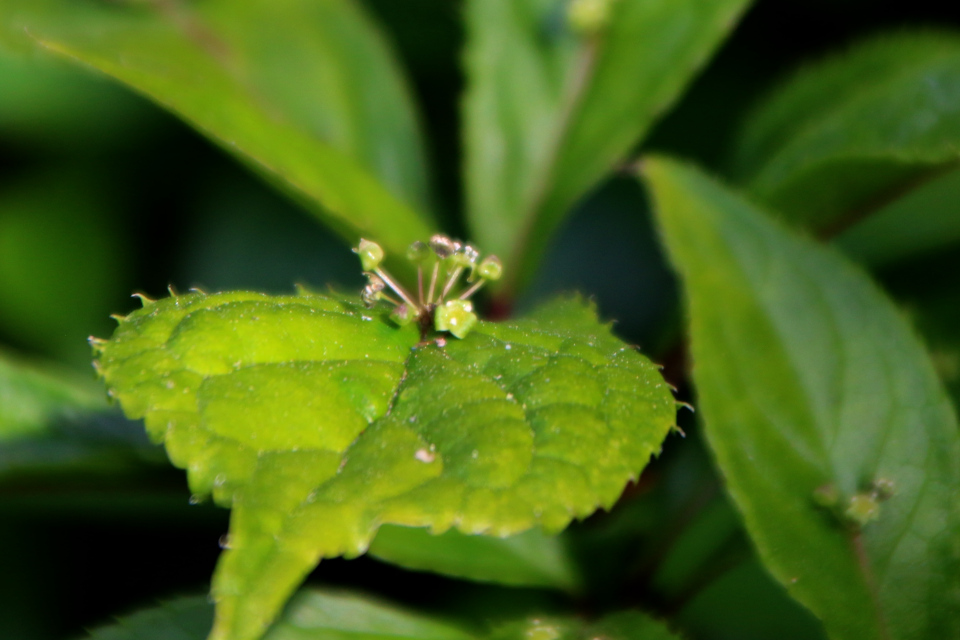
[731,31,960,231]
[644,157,960,640]
[369,524,580,592]
[2,0,433,257]
[463,0,752,294]
[96,291,675,640]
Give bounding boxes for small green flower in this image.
[354,238,384,272]
[352,235,503,339]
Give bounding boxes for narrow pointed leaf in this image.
[96,291,675,640]
[644,156,960,640]
[463,0,752,294]
[368,524,580,592]
[730,31,960,232]
[2,0,433,256]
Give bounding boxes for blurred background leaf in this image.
[1,0,435,259]
[463,0,753,296]
[834,166,960,267]
[368,525,581,593]
[0,1,958,639]
[0,348,103,442]
[0,170,128,365]
[729,30,960,233]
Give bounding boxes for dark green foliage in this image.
[0,2,958,640]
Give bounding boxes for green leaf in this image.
[730,31,960,231]
[834,167,960,267]
[2,0,434,257]
[0,349,104,442]
[368,524,580,592]
[487,612,676,640]
[86,588,676,640]
[96,291,676,640]
[87,588,473,640]
[0,47,157,149]
[463,0,752,294]
[0,350,166,482]
[0,170,128,365]
[644,156,960,640]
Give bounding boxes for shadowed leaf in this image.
[731,31,960,233]
[644,157,960,640]
[463,0,752,294]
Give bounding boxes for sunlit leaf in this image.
[2,0,434,257]
[644,156,960,640]
[96,291,676,640]
[730,31,960,232]
[463,0,752,294]
[369,524,580,592]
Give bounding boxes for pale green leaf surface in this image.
[368,524,580,592]
[644,157,960,640]
[730,31,960,230]
[834,167,960,267]
[463,0,752,294]
[2,0,433,257]
[96,291,675,640]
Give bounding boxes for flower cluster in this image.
[354,235,502,339]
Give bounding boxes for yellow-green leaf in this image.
[95,291,675,640]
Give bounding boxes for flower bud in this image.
[407,240,430,263]
[434,300,478,339]
[567,0,614,35]
[844,493,881,527]
[355,238,384,272]
[477,255,503,281]
[429,234,457,259]
[453,244,480,268]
